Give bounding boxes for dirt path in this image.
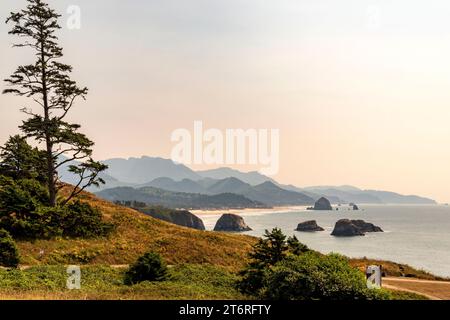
[383,277,450,300]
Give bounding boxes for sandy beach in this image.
[191,206,308,216]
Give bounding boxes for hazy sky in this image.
[1,0,450,202]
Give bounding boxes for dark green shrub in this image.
[0,177,49,238]
[0,229,20,268]
[50,201,115,238]
[124,252,169,285]
[263,252,391,300]
[238,228,309,295]
[0,135,48,183]
[0,176,114,239]
[238,228,389,300]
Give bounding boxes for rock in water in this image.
[331,219,364,236]
[351,220,383,233]
[313,197,333,210]
[331,219,383,237]
[149,210,206,230]
[214,214,252,232]
[352,204,359,210]
[296,220,324,232]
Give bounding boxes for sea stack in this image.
[296,220,324,232]
[351,220,383,233]
[214,214,252,232]
[331,219,383,237]
[148,210,206,230]
[313,197,333,210]
[352,204,359,210]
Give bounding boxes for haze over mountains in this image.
[59,156,436,207]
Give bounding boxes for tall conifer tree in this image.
[3,0,107,206]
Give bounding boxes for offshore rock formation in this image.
[296,220,325,232]
[214,214,252,232]
[331,219,383,237]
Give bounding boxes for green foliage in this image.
[58,201,115,238]
[0,264,246,299]
[238,228,310,295]
[287,235,309,256]
[0,135,48,183]
[238,228,389,300]
[249,228,289,265]
[0,229,20,268]
[33,201,115,239]
[124,252,169,285]
[263,252,391,300]
[0,177,48,238]
[0,176,113,239]
[389,290,429,300]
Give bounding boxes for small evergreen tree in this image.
[249,228,287,266]
[0,229,20,268]
[124,252,169,285]
[287,235,309,256]
[238,228,310,295]
[0,135,47,183]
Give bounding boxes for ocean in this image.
[201,204,450,278]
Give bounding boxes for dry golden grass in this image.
[16,191,257,271]
[349,258,447,281]
[384,278,450,300]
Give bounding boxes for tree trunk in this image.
[40,40,56,207]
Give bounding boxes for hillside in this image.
[242,181,315,205]
[96,186,266,209]
[197,167,275,185]
[141,177,207,194]
[138,177,315,206]
[16,190,256,271]
[208,177,252,194]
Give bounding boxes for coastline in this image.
[191,205,308,216]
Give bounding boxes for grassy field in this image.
[0,264,246,300]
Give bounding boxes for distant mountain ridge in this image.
[197,168,276,185]
[304,186,436,205]
[96,186,266,210]
[103,156,200,184]
[59,155,437,205]
[141,177,315,206]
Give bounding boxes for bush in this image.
[238,228,309,295]
[124,252,168,285]
[0,229,20,268]
[0,176,114,239]
[50,201,115,238]
[237,228,390,300]
[263,252,391,300]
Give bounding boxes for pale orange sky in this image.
[1,0,450,202]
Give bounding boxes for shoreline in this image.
[191,206,308,216]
